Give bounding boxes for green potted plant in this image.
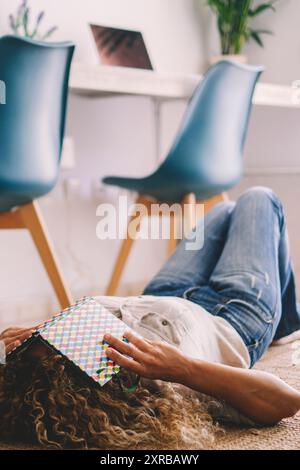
[206,0,277,63]
[9,0,57,41]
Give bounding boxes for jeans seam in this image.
[268,194,285,232]
[183,287,229,305]
[213,303,274,352]
[247,323,273,351]
[225,298,275,323]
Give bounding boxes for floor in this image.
[215,342,300,450]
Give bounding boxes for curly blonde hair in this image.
[0,351,217,450]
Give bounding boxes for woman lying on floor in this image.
[1,186,300,450]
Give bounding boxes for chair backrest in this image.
[159,61,264,192]
[0,35,75,195]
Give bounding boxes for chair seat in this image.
[103,173,238,204]
[0,194,31,213]
[0,184,53,213]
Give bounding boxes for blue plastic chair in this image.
[102,61,264,295]
[0,35,75,308]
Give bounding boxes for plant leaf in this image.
[206,0,276,53]
[249,31,264,47]
[249,3,276,17]
[9,14,16,31]
[251,28,274,36]
[41,26,58,40]
[23,7,30,37]
[31,11,45,38]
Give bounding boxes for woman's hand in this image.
[0,327,35,354]
[104,330,190,384]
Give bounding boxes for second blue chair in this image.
[103,60,264,295]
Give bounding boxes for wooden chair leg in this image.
[181,193,197,237]
[105,235,137,297]
[0,209,23,229]
[18,201,73,310]
[168,212,178,257]
[203,192,229,214]
[105,192,229,295]
[179,192,228,239]
[105,196,146,296]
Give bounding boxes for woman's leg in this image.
[143,201,235,296]
[274,227,300,339]
[208,187,299,365]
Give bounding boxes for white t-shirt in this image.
[95,295,257,426]
[95,295,250,369]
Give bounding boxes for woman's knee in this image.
[238,186,283,210]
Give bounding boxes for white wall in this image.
[0,0,204,71]
[0,0,300,328]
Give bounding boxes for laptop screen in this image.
[90,24,153,70]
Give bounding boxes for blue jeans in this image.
[144,187,300,367]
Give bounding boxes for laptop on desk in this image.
[90,24,154,71]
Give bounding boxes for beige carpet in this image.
[0,343,299,451]
[215,343,300,450]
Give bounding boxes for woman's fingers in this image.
[10,330,34,342]
[106,347,143,375]
[104,334,145,362]
[3,330,34,348]
[123,330,152,352]
[5,340,22,354]
[0,326,36,355]
[1,327,35,339]
[1,327,26,338]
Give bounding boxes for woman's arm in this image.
[181,359,300,425]
[105,330,300,426]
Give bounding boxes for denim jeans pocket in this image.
[183,286,230,310]
[225,297,275,324]
[211,298,275,354]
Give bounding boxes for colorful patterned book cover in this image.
[36,297,128,387]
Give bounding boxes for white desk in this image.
[69,62,299,162]
[69,62,299,108]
